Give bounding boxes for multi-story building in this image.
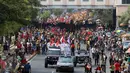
[40,0,130,16]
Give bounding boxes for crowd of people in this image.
[47,10,88,25]
[0,24,129,73]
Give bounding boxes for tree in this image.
[40,10,51,21]
[119,6,130,25]
[0,0,40,36]
[92,9,113,25]
[52,9,63,16]
[0,21,23,36]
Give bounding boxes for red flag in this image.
[85,36,89,41]
[56,40,60,46]
[50,38,55,46]
[60,36,66,43]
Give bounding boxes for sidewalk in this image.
[14,52,37,72]
[0,44,37,73]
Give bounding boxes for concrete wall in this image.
[40,0,130,16]
[40,0,115,6]
[116,5,128,16]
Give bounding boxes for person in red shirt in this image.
[114,60,121,73]
[95,64,102,73]
[21,57,27,65]
[71,43,75,56]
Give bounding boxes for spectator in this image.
[114,60,121,73]
[21,57,27,65]
[24,62,31,73]
[0,56,6,73]
[110,64,114,73]
[71,43,75,56]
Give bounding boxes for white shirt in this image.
[91,47,95,53]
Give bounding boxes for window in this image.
[83,0,89,1]
[55,0,61,1]
[97,0,103,1]
[122,0,130,4]
[69,0,75,1]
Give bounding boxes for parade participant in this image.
[41,41,46,55]
[121,63,127,73]
[85,63,92,73]
[114,60,121,73]
[71,42,75,56]
[128,63,130,73]
[94,51,99,65]
[91,46,96,59]
[95,64,102,73]
[21,57,27,65]
[110,64,114,73]
[0,56,6,73]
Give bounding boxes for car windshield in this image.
[123,42,130,47]
[48,50,60,55]
[49,46,60,49]
[59,57,73,63]
[77,50,87,54]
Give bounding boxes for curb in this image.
[27,52,37,61]
[14,52,37,72]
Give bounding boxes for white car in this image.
[56,56,74,72]
[122,41,130,50]
[106,32,111,37]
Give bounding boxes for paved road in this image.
[31,43,111,73]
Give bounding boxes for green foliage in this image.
[119,6,130,25]
[93,9,113,24]
[0,21,23,35]
[52,9,63,16]
[40,10,51,20]
[0,0,40,35]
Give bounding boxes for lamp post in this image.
[116,16,120,30]
[128,20,130,31]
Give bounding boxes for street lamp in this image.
[128,20,130,27]
[116,16,121,30]
[127,20,130,31]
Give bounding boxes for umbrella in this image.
[116,30,125,35]
[121,33,130,38]
[126,48,130,53]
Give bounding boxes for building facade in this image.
[40,0,130,16]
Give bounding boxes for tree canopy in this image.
[0,0,40,35]
[92,9,113,24]
[119,6,130,25]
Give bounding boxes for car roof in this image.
[60,55,72,58]
[123,41,130,42]
[48,49,61,51]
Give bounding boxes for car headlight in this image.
[47,57,50,59]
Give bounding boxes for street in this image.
[31,43,111,73]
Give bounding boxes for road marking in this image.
[30,55,37,63]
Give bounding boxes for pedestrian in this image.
[110,64,114,73]
[41,42,46,55]
[128,63,130,73]
[121,63,127,73]
[0,56,6,73]
[94,51,99,65]
[3,42,8,55]
[85,63,92,73]
[24,62,31,73]
[71,43,75,56]
[91,47,95,59]
[114,60,121,73]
